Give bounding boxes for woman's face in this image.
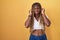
[32,5,41,15]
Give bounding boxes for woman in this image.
[25,2,51,40]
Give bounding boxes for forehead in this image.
[33,5,40,8]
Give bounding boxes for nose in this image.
[35,8,39,12]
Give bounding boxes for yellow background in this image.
[0,0,60,40]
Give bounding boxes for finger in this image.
[29,9,31,13]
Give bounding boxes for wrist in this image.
[28,15,32,17]
[42,13,45,15]
[42,14,45,17]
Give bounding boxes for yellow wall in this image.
[0,0,60,40]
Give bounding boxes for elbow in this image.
[25,25,29,28]
[25,23,29,28]
[46,24,50,27]
[46,22,51,27]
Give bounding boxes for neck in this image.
[35,14,40,18]
[34,14,40,21]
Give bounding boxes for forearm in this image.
[25,15,32,28]
[42,14,51,26]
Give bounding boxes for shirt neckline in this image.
[34,17,40,22]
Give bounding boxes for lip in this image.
[35,12,39,14]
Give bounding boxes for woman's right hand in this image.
[29,9,33,16]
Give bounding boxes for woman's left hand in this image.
[41,8,45,15]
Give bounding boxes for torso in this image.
[31,29,45,36]
[31,17,45,36]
